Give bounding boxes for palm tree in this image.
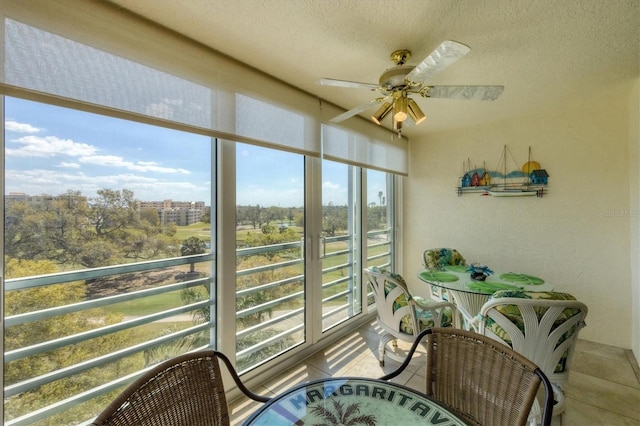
[310,399,376,426]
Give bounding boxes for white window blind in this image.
[322,124,408,176]
[0,0,406,167]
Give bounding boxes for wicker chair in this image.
[422,247,467,301]
[427,327,553,426]
[364,267,458,365]
[379,327,553,426]
[91,350,269,426]
[478,290,588,424]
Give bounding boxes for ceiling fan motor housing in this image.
[379,64,415,91]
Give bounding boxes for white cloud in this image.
[58,162,81,169]
[4,169,205,202]
[79,155,190,174]
[6,135,98,157]
[322,181,340,190]
[5,120,40,133]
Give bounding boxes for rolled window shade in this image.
[4,17,214,129]
[0,0,405,165]
[322,124,408,176]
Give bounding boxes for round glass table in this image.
[418,265,552,330]
[243,377,467,425]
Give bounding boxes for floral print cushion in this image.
[370,266,410,310]
[400,296,453,335]
[370,267,452,335]
[423,248,466,270]
[484,290,581,373]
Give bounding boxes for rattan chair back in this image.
[91,350,268,426]
[424,327,553,426]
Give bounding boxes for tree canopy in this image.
[5,189,180,268]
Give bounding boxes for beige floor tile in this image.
[404,372,427,394]
[575,339,629,363]
[572,349,640,389]
[560,396,639,425]
[305,336,374,376]
[565,370,640,420]
[341,352,410,381]
[229,395,265,426]
[261,363,330,395]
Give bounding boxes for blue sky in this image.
[5,97,387,207]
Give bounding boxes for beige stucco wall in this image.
[404,88,633,349]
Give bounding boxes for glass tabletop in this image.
[418,266,552,295]
[243,377,467,425]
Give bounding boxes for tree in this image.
[180,236,207,272]
[3,257,138,423]
[323,203,348,236]
[4,188,180,268]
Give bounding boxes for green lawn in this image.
[174,222,212,242]
[103,291,186,316]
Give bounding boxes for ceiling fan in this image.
[318,40,504,134]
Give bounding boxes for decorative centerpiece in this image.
[467,263,494,281]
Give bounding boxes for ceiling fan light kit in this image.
[407,98,426,124]
[393,95,408,122]
[371,101,393,125]
[319,40,504,135]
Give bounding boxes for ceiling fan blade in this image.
[317,78,380,90]
[329,98,387,123]
[405,40,471,84]
[425,85,504,101]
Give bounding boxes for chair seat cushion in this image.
[370,267,452,336]
[400,296,453,335]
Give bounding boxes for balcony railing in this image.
[3,230,391,425]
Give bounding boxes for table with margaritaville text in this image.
[243,377,467,425]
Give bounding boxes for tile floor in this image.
[230,321,640,425]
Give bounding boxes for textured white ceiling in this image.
[106,0,639,139]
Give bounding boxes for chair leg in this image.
[378,333,398,366]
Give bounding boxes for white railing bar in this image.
[5,277,209,327]
[5,300,211,362]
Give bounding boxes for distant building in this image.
[5,193,205,226]
[138,199,206,226]
[5,192,88,207]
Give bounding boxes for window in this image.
[0,3,405,423]
[235,143,306,371]
[321,160,362,330]
[3,97,215,424]
[365,169,395,305]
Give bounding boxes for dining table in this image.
[418,265,553,331]
[243,376,467,425]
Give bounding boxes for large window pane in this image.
[235,143,305,371]
[3,96,214,425]
[321,160,362,330]
[366,170,395,305]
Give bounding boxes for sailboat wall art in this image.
[457,146,549,198]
